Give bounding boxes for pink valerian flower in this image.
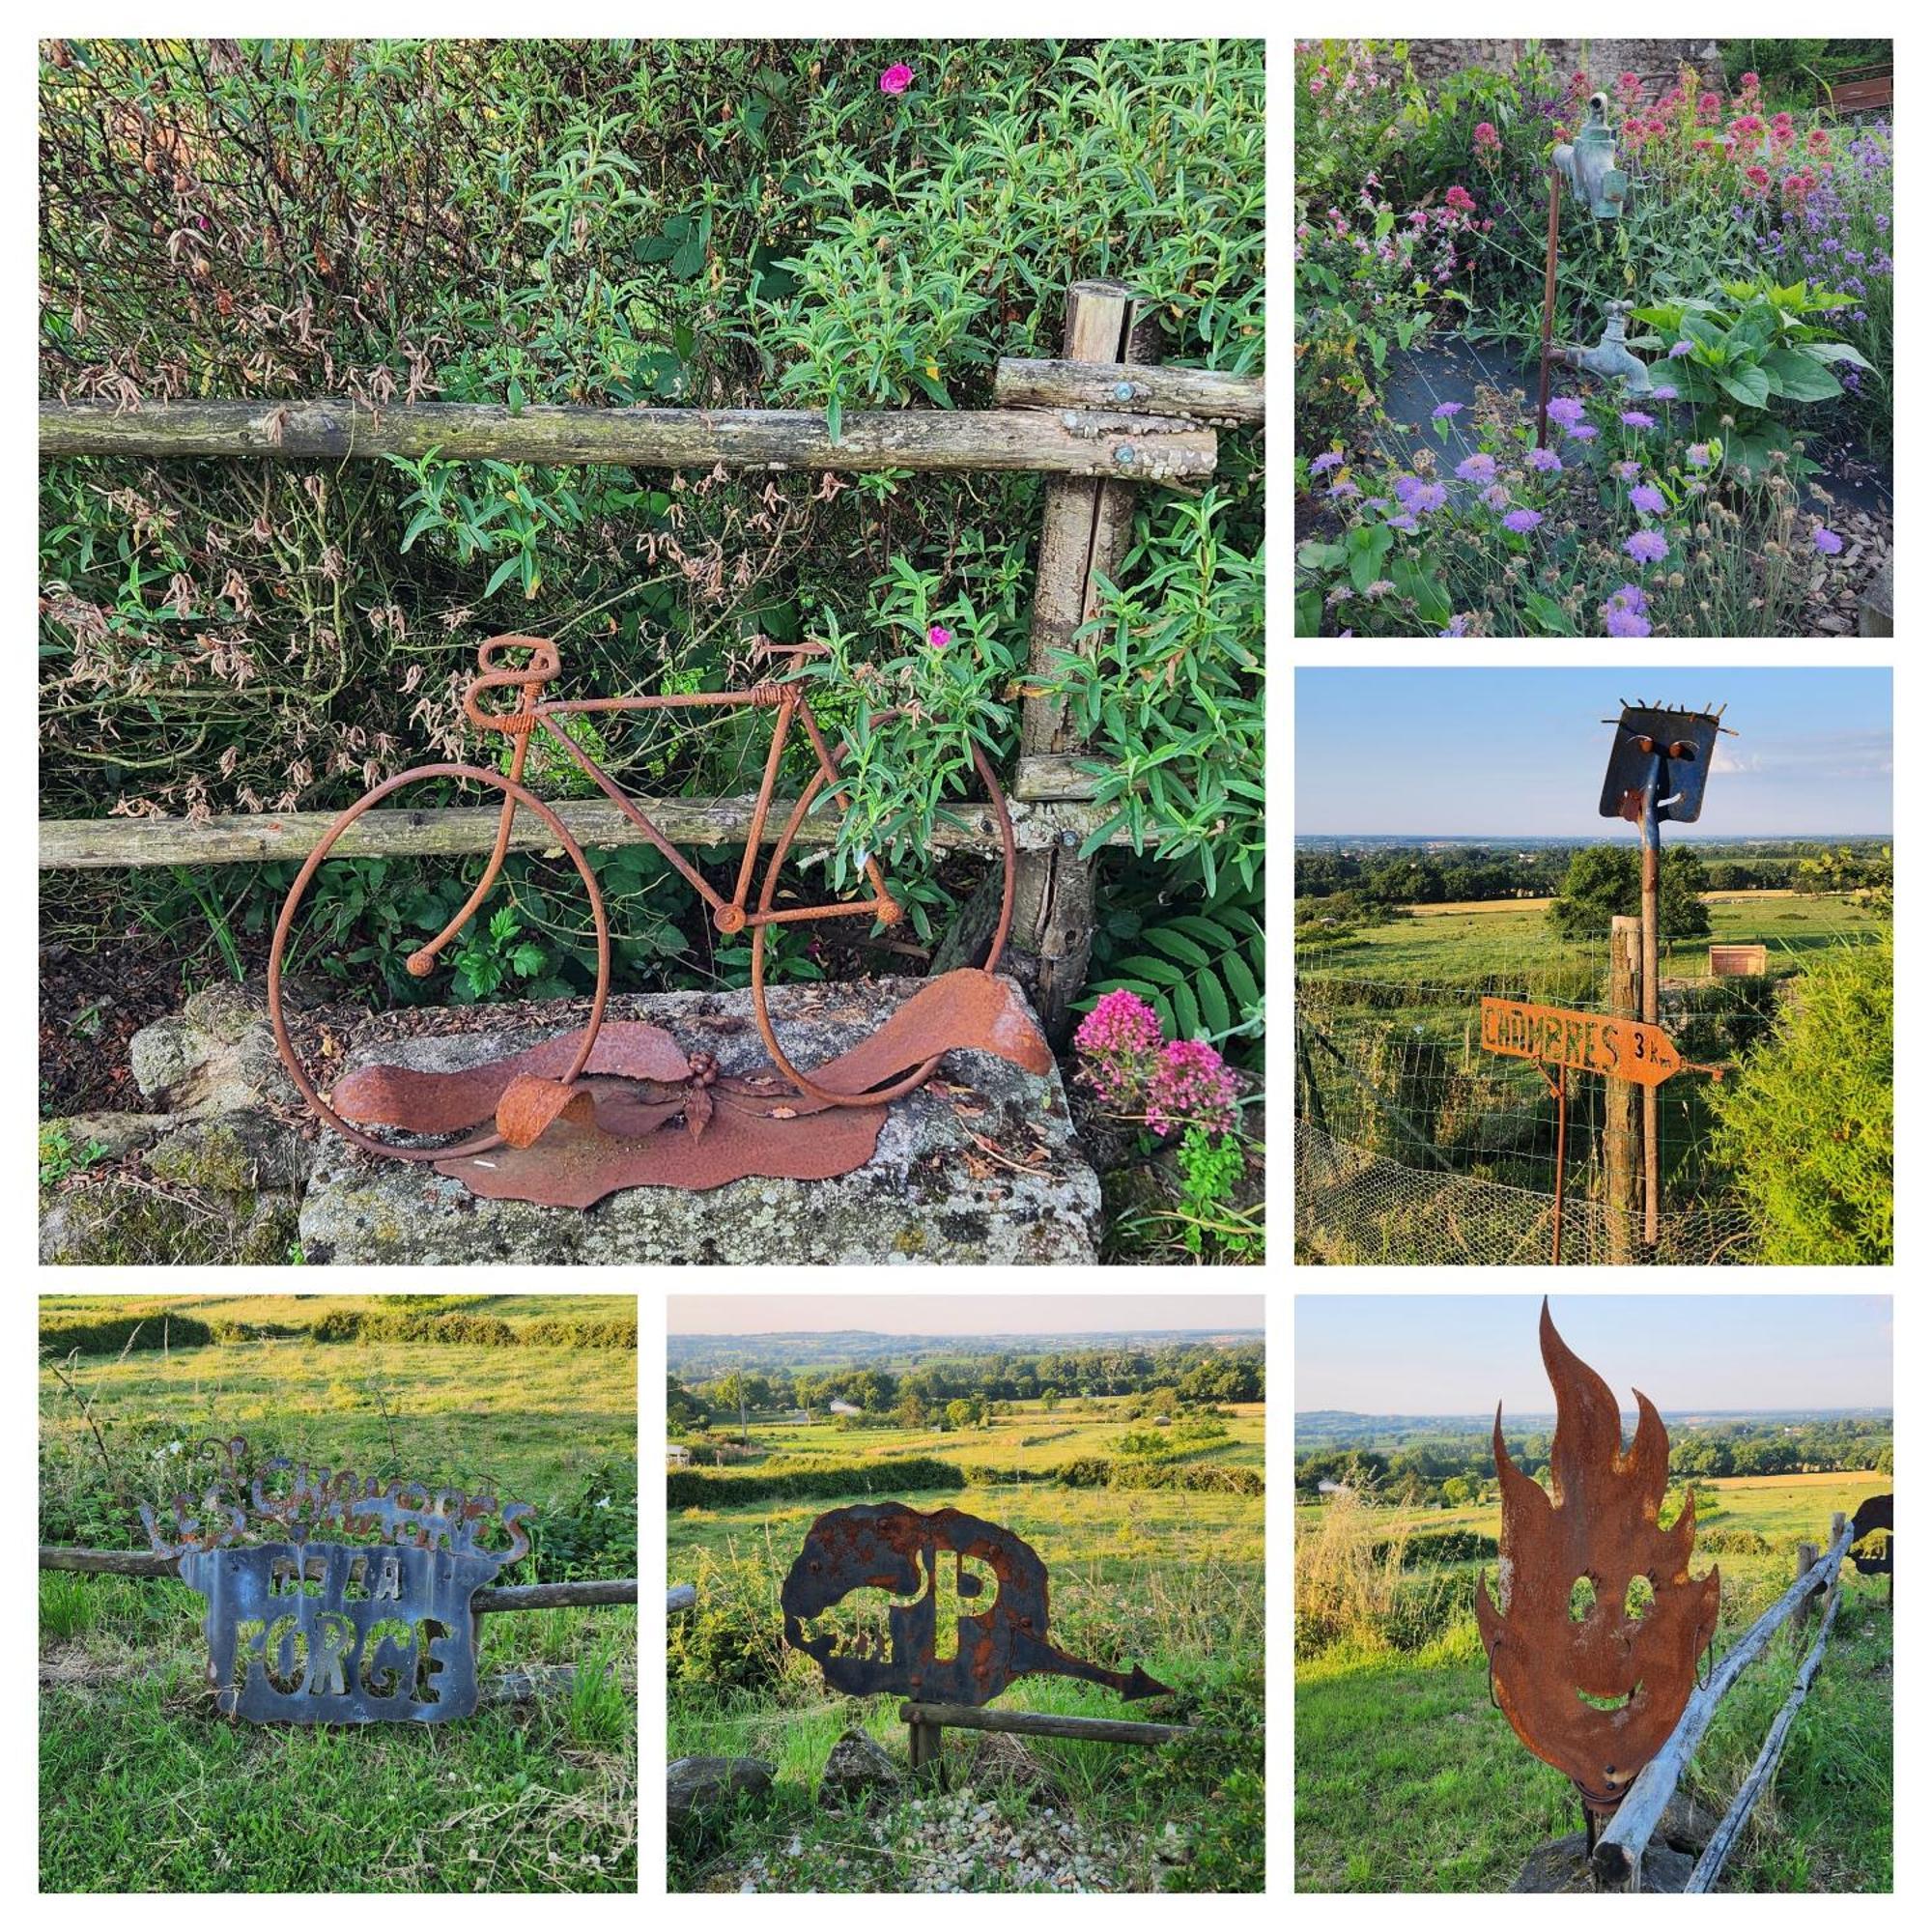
[926,625,952,649]
[1807,126,1832,154]
[1698,91,1720,115]
[1745,165,1771,189]
[1147,1039,1240,1136]
[1444,185,1477,213]
[879,63,915,95]
[1739,71,1761,91]
[1073,989,1164,1109]
[1473,121,1502,160]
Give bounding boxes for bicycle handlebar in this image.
[464,635,562,734]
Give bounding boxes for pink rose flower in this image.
[926,625,951,649]
[879,63,914,96]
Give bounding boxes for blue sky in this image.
[669,1295,1264,1336]
[1294,1296,1891,1413]
[1295,668,1892,837]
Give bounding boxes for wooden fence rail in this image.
[1593,1513,1854,1890]
[38,1546,637,1615]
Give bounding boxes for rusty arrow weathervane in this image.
[1476,1302,1719,1844]
[781,1502,1172,1706]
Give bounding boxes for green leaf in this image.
[1716,364,1771,411]
[824,395,842,445]
[1795,340,1875,371]
[1113,952,1187,988]
[510,943,547,979]
[1521,588,1577,637]
[484,554,522,599]
[1222,952,1262,1013]
[1170,979,1201,1041]
[1760,349,1843,402]
[1141,927,1212,969]
[1390,557,1450,627]
[1196,970,1232,1037]
[1296,541,1347,570]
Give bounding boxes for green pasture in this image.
[41,1292,636,1331]
[668,1421,1265,1891]
[721,1398,1265,1472]
[1300,893,1885,986]
[40,1319,638,1892]
[1294,1472,1892,1893]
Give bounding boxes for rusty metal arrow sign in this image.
[1480,998,1723,1089]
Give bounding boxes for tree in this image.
[667,1377,705,1431]
[1441,1476,1473,1507]
[1546,844,1711,941]
[1713,936,1891,1264]
[895,1393,930,1429]
[943,1399,980,1431]
[1040,1387,1061,1411]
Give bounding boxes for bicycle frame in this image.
[406,636,901,981]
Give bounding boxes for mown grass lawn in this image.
[40,1321,639,1892]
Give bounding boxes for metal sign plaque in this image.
[1597,705,1722,824]
[781,1502,1172,1706]
[1480,998,1715,1088]
[142,1436,531,1724]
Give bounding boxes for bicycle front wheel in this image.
[266,762,611,1162]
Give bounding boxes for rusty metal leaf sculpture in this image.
[1476,1301,1719,1818]
[781,1502,1172,1707]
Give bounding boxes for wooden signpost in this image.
[1477,997,1722,1264]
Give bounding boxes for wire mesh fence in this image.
[1289,954,1860,1266]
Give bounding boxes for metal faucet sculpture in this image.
[1477,1302,1719,1849]
[1538,91,1648,445]
[142,1435,532,1724]
[781,1502,1173,1706]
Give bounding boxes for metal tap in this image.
[1557,300,1654,397]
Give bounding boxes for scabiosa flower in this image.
[1565,422,1598,441]
[1686,440,1715,469]
[1630,484,1666,515]
[1413,482,1447,514]
[1651,384,1678,401]
[1310,450,1345,474]
[1625,529,1669,564]
[1363,579,1398,599]
[1526,445,1563,472]
[1148,1038,1240,1136]
[1328,479,1361,498]
[1613,460,1641,482]
[1455,453,1497,483]
[1813,526,1844,555]
[1620,410,1656,429]
[1392,473,1423,504]
[1481,482,1512,510]
[879,62,915,95]
[1385,513,1420,533]
[1432,401,1464,420]
[1073,988,1164,1109]
[1603,583,1652,637]
[1503,508,1545,533]
[1668,340,1693,358]
[1546,396,1585,426]
[926,625,952,649]
[1438,614,1470,637]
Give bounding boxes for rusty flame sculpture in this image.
[1477,1301,1719,1831]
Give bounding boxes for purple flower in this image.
[1329,479,1361,499]
[1481,482,1512,510]
[1630,484,1666,515]
[1607,583,1648,614]
[1668,340,1693,357]
[1651,384,1678,401]
[1566,422,1599,441]
[1432,402,1464,420]
[1625,529,1668,564]
[1813,526,1843,555]
[1413,482,1447,514]
[1438,615,1470,638]
[1620,411,1656,429]
[1546,397,1585,426]
[1503,508,1545,533]
[1526,445,1563,472]
[1385,513,1421,532]
[1686,441,1715,469]
[1456,453,1497,483]
[1310,451,1345,474]
[1613,460,1640,482]
[1606,609,1653,637]
[1392,473,1424,505]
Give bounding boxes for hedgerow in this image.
[39,1312,213,1356]
[666,1457,966,1508]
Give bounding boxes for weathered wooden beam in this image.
[1687,1560,1846,1893]
[37,1548,638,1614]
[995,356,1264,427]
[38,793,1129,869]
[1594,1519,1854,1888]
[39,399,1217,481]
[1013,753,1111,803]
[666,1583,697,1614]
[899,1700,1194,1746]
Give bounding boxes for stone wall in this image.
[1403,40,1721,97]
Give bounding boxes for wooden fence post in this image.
[1604,916,1642,1262]
[1004,279,1163,1041]
[1792,1538,1819,1655]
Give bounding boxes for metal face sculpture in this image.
[1476,1303,1719,1820]
[781,1502,1173,1706]
[1849,1492,1892,1577]
[143,1436,531,1723]
[267,636,1043,1203]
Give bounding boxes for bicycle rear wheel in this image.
[749,731,1017,1108]
[266,763,611,1162]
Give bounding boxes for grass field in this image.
[668,1398,1264,1892]
[1295,1471,1892,1892]
[40,1300,638,1892]
[1299,893,1885,985]
[42,1293,637,1330]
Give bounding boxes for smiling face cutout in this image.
[1475,1301,1720,1812]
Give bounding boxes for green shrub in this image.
[1713,937,1892,1263]
[39,1313,212,1356]
[666,1457,965,1509]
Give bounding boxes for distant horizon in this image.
[669,1294,1266,1337]
[1294,831,1892,843]
[1296,668,1892,838]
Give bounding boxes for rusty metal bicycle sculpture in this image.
[266,636,1046,1204]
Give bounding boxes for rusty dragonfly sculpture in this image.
[266,636,1046,1204]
